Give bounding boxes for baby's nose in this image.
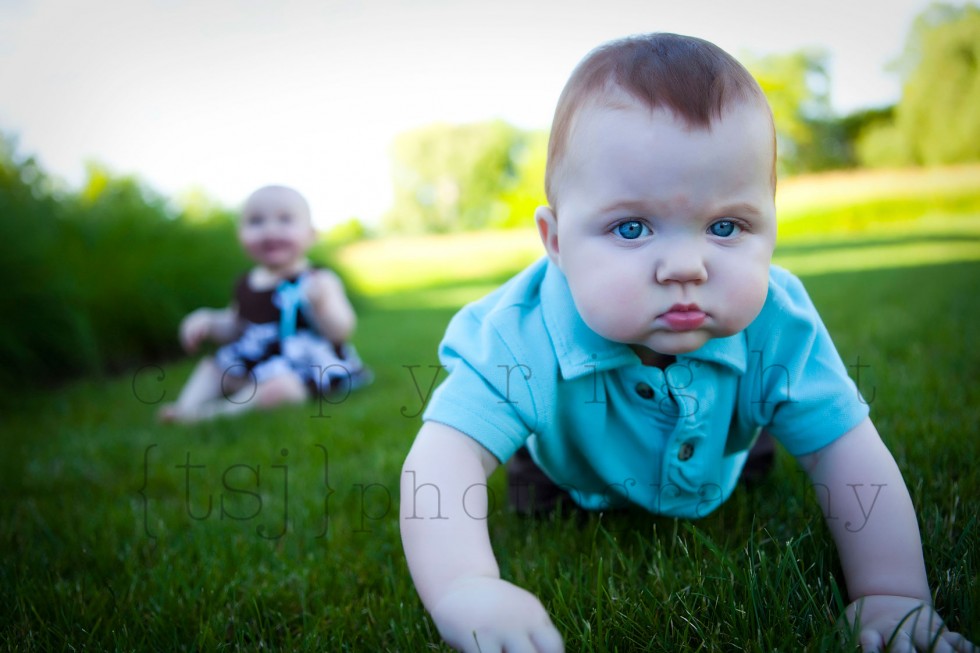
[655,243,707,284]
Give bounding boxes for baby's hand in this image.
[301,270,356,343]
[429,576,564,653]
[303,269,342,308]
[179,309,213,353]
[845,595,976,652]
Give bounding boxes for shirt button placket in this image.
[635,382,655,399]
[677,441,695,461]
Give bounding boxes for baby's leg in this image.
[507,447,584,517]
[164,371,308,422]
[158,356,227,423]
[252,373,308,409]
[740,430,776,485]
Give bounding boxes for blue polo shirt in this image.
[423,258,869,518]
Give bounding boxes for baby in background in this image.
[159,185,368,423]
[400,34,975,652]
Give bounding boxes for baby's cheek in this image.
[722,272,769,333]
[576,281,643,341]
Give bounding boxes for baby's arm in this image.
[400,421,564,653]
[799,417,975,651]
[179,306,241,353]
[304,270,356,343]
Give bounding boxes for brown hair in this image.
[545,33,775,206]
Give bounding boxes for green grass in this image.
[336,165,980,310]
[2,200,979,650]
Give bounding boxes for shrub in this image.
[0,140,355,393]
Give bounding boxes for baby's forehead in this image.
[242,187,310,215]
[580,86,769,136]
[556,91,776,190]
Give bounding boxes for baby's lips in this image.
[660,306,707,330]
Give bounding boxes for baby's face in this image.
[537,96,776,359]
[238,187,315,272]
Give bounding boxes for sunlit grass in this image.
[336,228,542,296]
[774,211,980,276]
[775,165,980,240]
[775,164,980,216]
[337,165,980,309]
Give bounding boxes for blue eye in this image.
[709,219,740,237]
[616,220,647,240]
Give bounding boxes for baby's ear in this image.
[535,205,560,265]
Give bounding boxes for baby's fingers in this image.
[913,623,977,653]
[859,628,885,652]
[859,626,977,653]
[179,322,200,351]
[496,633,539,653]
[529,623,565,653]
[863,628,916,653]
[941,630,977,653]
[464,624,562,653]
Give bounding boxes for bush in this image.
[0,141,262,393]
[0,154,97,388]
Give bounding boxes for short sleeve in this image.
[745,268,870,456]
[422,305,537,463]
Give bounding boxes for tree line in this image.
[382,2,980,234]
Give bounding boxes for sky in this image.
[0,0,967,227]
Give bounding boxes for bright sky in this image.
[0,0,966,227]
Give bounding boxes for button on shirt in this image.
[423,258,869,519]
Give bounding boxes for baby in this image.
[159,185,368,423]
[399,34,975,652]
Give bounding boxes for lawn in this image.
[2,170,979,651]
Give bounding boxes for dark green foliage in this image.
[0,138,247,392]
[0,134,355,396]
[0,150,92,386]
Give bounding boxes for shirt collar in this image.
[539,259,748,380]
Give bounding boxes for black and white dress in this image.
[214,269,369,396]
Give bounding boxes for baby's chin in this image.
[639,330,713,356]
[644,316,756,352]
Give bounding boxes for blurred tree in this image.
[857,2,980,166]
[174,186,236,224]
[496,129,548,230]
[747,49,853,174]
[390,38,954,235]
[384,120,525,233]
[324,216,371,246]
